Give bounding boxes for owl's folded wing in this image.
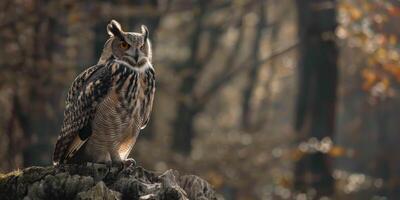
[140,67,156,130]
[53,63,113,164]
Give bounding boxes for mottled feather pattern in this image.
[141,68,155,129]
[53,60,155,164]
[53,20,155,165]
[53,63,113,163]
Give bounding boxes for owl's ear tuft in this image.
[107,20,123,38]
[141,25,149,41]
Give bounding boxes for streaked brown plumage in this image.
[53,20,155,165]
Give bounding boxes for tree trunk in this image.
[171,1,207,154]
[23,6,61,167]
[241,1,267,130]
[172,102,198,154]
[294,0,338,197]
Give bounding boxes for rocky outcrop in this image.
[0,164,217,200]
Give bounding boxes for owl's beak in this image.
[134,50,139,62]
[126,48,139,64]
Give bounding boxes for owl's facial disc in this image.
[119,36,148,66]
[123,46,139,64]
[106,20,151,66]
[123,47,147,66]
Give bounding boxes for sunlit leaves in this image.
[383,63,400,82]
[328,146,347,157]
[348,4,363,20]
[361,68,378,91]
[387,4,400,16]
[338,0,400,103]
[206,171,225,188]
[334,169,384,195]
[292,137,353,161]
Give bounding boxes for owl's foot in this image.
[109,158,136,171]
[107,160,123,171]
[123,158,136,168]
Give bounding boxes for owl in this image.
[53,20,155,167]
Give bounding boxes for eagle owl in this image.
[53,20,155,166]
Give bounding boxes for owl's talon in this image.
[124,158,136,168]
[110,160,124,171]
[105,161,112,169]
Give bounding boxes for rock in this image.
[77,181,121,200]
[0,165,217,200]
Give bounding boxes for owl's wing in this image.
[53,63,113,164]
[140,67,156,130]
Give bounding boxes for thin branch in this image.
[206,16,244,85]
[197,41,299,108]
[199,14,243,66]
[98,4,161,18]
[241,0,267,129]
[198,27,224,66]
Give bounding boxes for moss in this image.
[0,169,22,180]
[0,165,217,200]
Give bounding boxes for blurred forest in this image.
[1,0,400,199]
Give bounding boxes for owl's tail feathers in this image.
[52,135,66,166]
[52,148,62,166]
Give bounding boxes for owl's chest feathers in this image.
[91,65,154,147]
[114,64,154,118]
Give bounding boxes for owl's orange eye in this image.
[120,42,130,50]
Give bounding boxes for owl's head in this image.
[98,20,152,66]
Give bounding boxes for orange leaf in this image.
[388,6,400,16]
[389,35,397,45]
[328,146,346,157]
[206,171,224,188]
[383,63,400,82]
[362,69,378,91]
[290,149,305,161]
[349,6,363,20]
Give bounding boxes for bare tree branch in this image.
[241,0,267,129]
[197,41,299,108]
